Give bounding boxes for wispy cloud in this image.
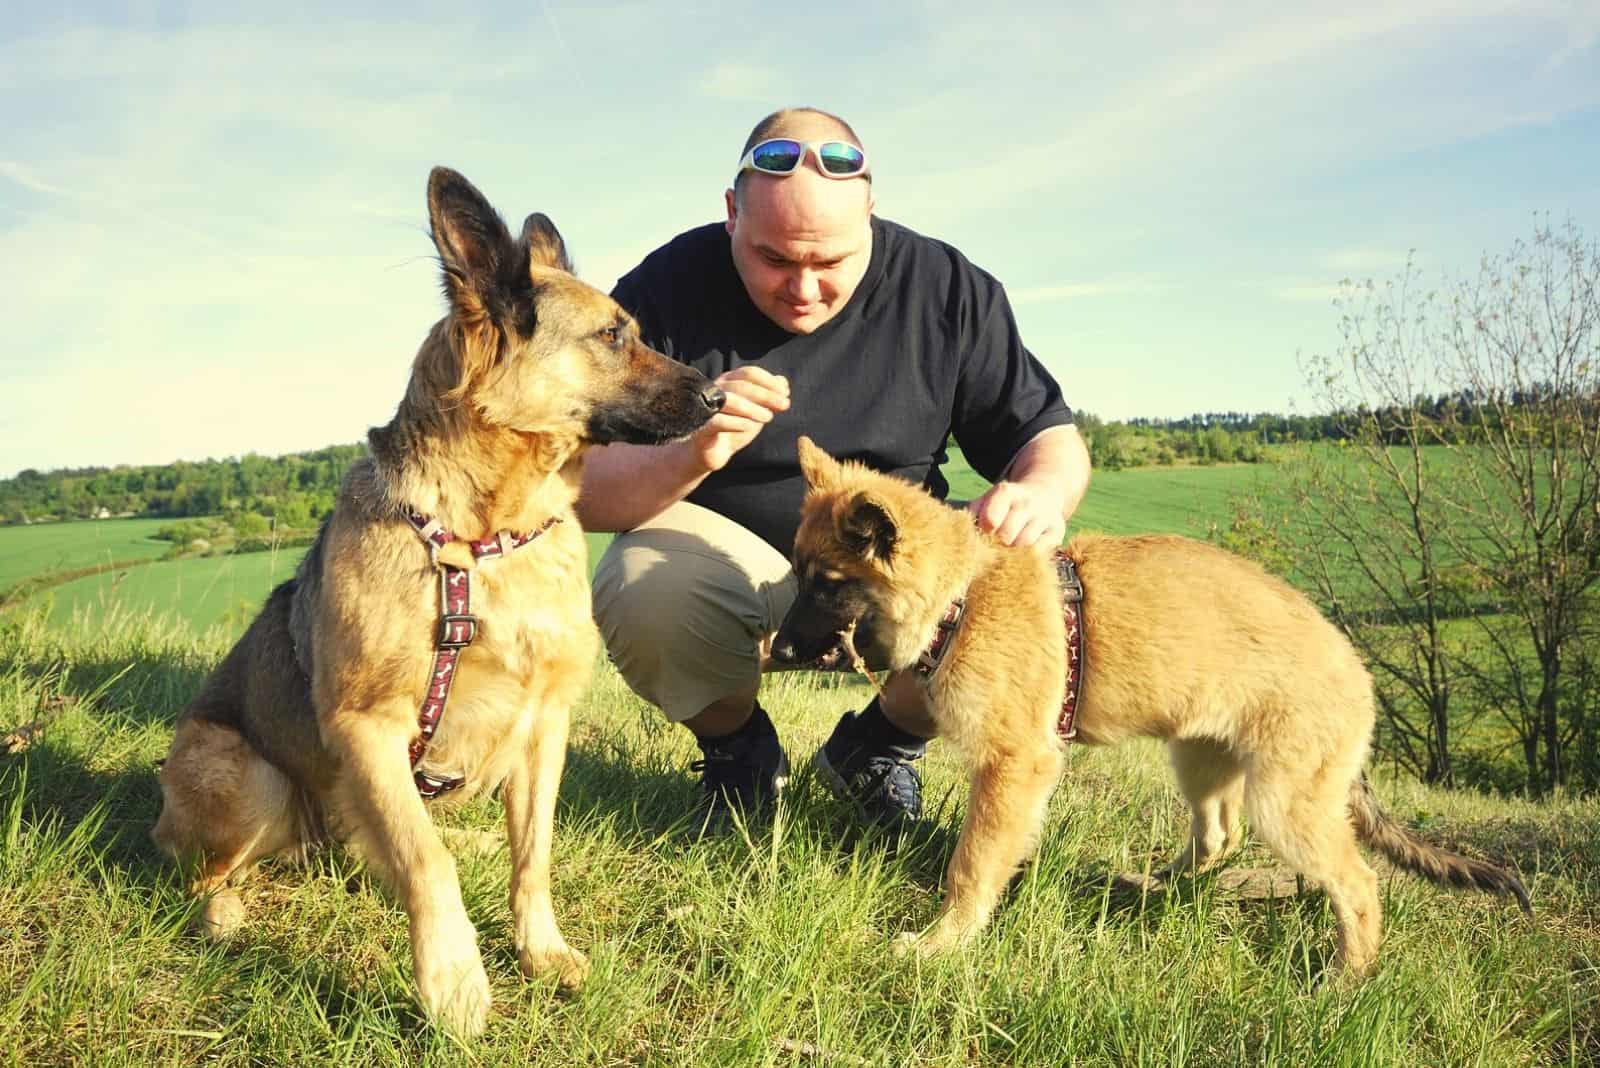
[1324,247,1414,274]
[696,62,777,101]
[1273,283,1351,303]
[0,161,68,197]
[1010,280,1155,305]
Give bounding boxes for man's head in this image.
[725,107,875,335]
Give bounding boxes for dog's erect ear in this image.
[522,213,573,274]
[428,167,515,286]
[797,435,840,491]
[839,492,898,564]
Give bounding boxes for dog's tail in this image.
[1347,774,1531,914]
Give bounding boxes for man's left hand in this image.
[967,479,1067,548]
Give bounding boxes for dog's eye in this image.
[597,325,623,346]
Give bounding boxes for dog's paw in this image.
[199,889,246,941]
[415,936,492,1038]
[519,942,590,991]
[892,929,952,959]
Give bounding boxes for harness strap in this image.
[914,599,966,678]
[1054,549,1085,742]
[402,511,559,798]
[912,547,1087,744]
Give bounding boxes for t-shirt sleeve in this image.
[950,280,1074,482]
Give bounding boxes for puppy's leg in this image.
[152,717,301,940]
[1246,768,1382,980]
[324,710,491,1038]
[503,705,588,989]
[1162,738,1246,877]
[902,743,1063,955]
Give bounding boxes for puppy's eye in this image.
[598,324,623,346]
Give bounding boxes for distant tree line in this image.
[1,444,367,528]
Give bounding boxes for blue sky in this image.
[3,2,1597,477]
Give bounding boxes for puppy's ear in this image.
[839,492,898,564]
[522,212,574,274]
[797,436,840,491]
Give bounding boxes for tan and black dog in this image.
[771,437,1529,977]
[151,167,723,1035]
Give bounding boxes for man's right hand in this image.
[686,365,790,472]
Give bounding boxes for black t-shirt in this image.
[610,216,1074,555]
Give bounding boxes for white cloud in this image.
[0,161,69,197]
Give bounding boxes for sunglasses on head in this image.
[736,138,869,180]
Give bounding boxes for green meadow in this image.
[1,454,1595,1065]
[10,455,1283,637]
[0,516,172,592]
[2,608,1595,1066]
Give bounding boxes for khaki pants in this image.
[592,501,799,723]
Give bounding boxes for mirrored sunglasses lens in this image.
[750,140,803,173]
[818,142,865,175]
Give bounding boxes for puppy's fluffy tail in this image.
[1348,774,1532,914]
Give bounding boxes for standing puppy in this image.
[152,168,723,1036]
[772,437,1529,976]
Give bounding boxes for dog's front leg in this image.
[325,711,491,1037]
[901,745,1063,956]
[503,704,589,989]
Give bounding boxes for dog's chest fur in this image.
[415,522,595,800]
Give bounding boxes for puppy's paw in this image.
[199,889,246,941]
[415,932,492,1037]
[893,929,954,959]
[519,942,590,991]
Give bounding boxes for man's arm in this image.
[575,366,791,532]
[967,423,1091,548]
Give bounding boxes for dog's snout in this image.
[768,635,798,665]
[699,384,726,412]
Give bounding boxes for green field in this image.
[0,517,173,592]
[0,445,1475,646]
[5,460,1282,637]
[2,456,1596,1063]
[1,609,1594,1065]
[37,547,311,636]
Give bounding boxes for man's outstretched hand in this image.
[689,365,790,472]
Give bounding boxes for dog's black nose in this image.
[699,384,726,412]
[769,635,797,664]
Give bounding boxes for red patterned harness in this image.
[403,511,560,798]
[914,548,1086,742]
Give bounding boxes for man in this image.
[577,107,1090,829]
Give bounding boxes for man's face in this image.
[725,163,873,335]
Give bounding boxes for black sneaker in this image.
[688,702,789,834]
[812,708,925,825]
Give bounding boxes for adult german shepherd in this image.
[772,437,1529,978]
[151,167,723,1035]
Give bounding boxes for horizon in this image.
[3,3,1598,480]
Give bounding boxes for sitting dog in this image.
[152,167,723,1035]
[771,437,1529,977]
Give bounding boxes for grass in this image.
[0,517,172,592]
[2,605,1596,1065]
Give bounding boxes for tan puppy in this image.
[151,167,723,1035]
[772,437,1529,977]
